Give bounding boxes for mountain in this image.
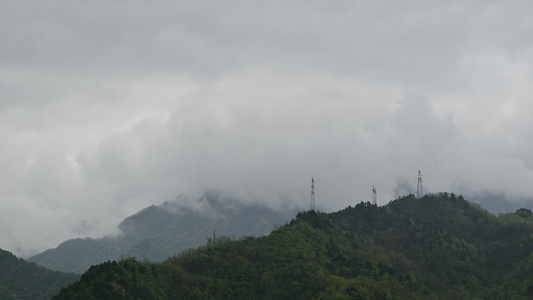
[0,248,79,300]
[52,193,533,299]
[29,192,299,274]
[468,191,533,214]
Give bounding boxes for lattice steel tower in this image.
[416,170,423,198]
[311,177,316,210]
[372,185,377,205]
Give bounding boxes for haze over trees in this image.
[53,193,533,299]
[29,193,299,274]
[0,248,79,299]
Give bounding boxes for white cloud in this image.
[1,1,533,257]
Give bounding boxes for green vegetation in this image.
[53,193,533,299]
[29,194,298,274]
[0,248,79,300]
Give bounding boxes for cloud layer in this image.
[1,1,533,257]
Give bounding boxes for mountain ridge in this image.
[29,193,300,273]
[0,248,79,299]
[52,193,533,299]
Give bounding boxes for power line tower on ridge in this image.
[416,170,423,199]
[310,177,316,210]
[372,185,377,205]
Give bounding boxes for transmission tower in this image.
[310,177,316,210]
[416,170,423,198]
[372,185,377,205]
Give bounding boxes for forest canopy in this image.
[53,193,533,299]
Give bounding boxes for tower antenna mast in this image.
[372,185,377,205]
[416,170,423,198]
[311,177,316,210]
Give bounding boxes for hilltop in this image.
[29,193,299,274]
[53,193,533,299]
[0,248,79,300]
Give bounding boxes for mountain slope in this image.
[29,193,299,273]
[0,248,79,300]
[53,193,533,299]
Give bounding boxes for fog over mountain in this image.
[1,1,533,257]
[28,192,301,273]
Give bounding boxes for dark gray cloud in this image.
[1,1,533,257]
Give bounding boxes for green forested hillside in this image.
[0,248,79,300]
[53,193,533,299]
[29,193,298,273]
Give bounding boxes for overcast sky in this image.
[2,1,533,257]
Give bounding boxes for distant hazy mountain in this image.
[467,192,533,214]
[0,248,79,299]
[53,193,533,299]
[29,192,300,273]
